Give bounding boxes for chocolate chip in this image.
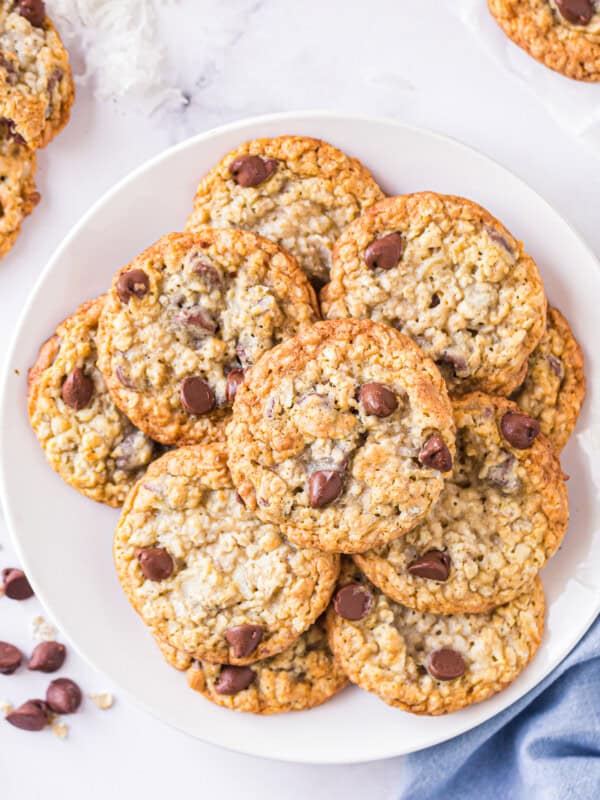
[487,454,522,494]
[17,0,46,27]
[418,434,453,472]
[408,550,451,582]
[178,306,217,333]
[6,699,49,731]
[229,155,278,187]
[547,354,564,379]
[0,642,22,675]
[46,678,82,714]
[2,568,33,600]
[61,367,94,410]
[114,430,154,471]
[0,117,25,144]
[364,232,404,270]
[486,226,514,255]
[192,260,222,288]
[215,665,256,695]
[430,294,440,308]
[226,369,245,404]
[359,383,398,417]
[115,366,135,389]
[427,648,466,681]
[500,411,540,449]
[116,269,149,303]
[308,470,343,508]
[28,641,66,673]
[555,0,594,24]
[436,351,468,377]
[333,584,374,620]
[180,377,215,415]
[225,625,264,658]
[136,547,173,581]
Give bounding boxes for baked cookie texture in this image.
[327,561,545,715]
[28,296,157,507]
[152,629,193,671]
[228,319,456,554]
[97,229,319,446]
[321,192,547,396]
[488,0,600,82]
[0,1,74,148]
[187,618,348,714]
[354,393,569,614]
[512,307,585,451]
[114,444,340,665]
[186,135,385,287]
[0,122,38,258]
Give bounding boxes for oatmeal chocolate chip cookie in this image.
[321,192,547,396]
[0,122,38,258]
[186,136,385,288]
[488,0,600,81]
[28,296,158,507]
[114,444,339,665]
[97,229,319,447]
[354,393,568,614]
[152,629,193,671]
[327,561,545,715]
[186,617,348,714]
[228,319,456,554]
[511,307,585,451]
[0,1,74,148]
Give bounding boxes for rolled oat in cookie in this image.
[186,135,384,288]
[113,444,339,665]
[97,230,319,446]
[28,296,158,507]
[355,392,569,614]
[326,560,545,715]
[228,319,456,554]
[0,121,38,259]
[322,192,547,396]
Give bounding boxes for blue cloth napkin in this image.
[398,614,600,800]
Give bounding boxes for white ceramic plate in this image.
[1,113,599,764]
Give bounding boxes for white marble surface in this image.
[0,1,599,798]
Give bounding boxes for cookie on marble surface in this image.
[0,1,74,148]
[488,0,600,82]
[0,121,38,258]
[321,192,547,396]
[114,443,339,665]
[326,560,545,716]
[228,319,456,554]
[186,135,385,289]
[511,307,585,451]
[28,296,158,507]
[187,617,348,714]
[97,229,319,447]
[354,393,569,614]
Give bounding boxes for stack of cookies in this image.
[28,135,585,717]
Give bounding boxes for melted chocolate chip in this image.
[0,641,22,675]
[430,294,440,308]
[308,470,343,508]
[427,648,466,681]
[407,550,451,582]
[555,0,594,25]
[136,547,174,581]
[180,377,215,415]
[225,625,264,658]
[226,369,245,404]
[28,641,66,673]
[116,269,149,303]
[2,568,33,600]
[359,383,398,417]
[333,584,374,620]
[6,699,49,731]
[17,0,46,27]
[61,367,94,410]
[418,434,453,472]
[179,306,217,333]
[46,678,82,714]
[215,665,256,695]
[229,155,278,187]
[500,411,540,449]
[364,233,404,270]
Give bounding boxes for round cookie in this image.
[0,1,74,148]
[511,307,585,451]
[186,135,385,288]
[488,0,600,82]
[97,229,319,446]
[152,630,193,671]
[28,296,158,507]
[327,561,545,716]
[354,393,568,614]
[321,192,547,396]
[0,121,38,258]
[228,319,456,554]
[187,618,348,714]
[114,443,340,665]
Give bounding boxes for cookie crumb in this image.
[31,615,58,642]
[0,699,13,715]
[89,692,114,710]
[52,720,69,740]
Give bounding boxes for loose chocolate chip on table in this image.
[116,269,149,303]
[215,665,256,695]
[309,470,343,508]
[408,550,451,582]
[229,155,278,187]
[136,547,174,581]
[225,625,264,659]
[359,382,398,417]
[28,641,66,673]
[555,0,594,25]
[17,0,46,27]
[0,641,22,675]
[180,376,215,415]
[427,648,466,681]
[61,367,94,410]
[418,434,453,472]
[500,411,540,449]
[6,699,49,731]
[226,369,245,404]
[46,678,82,714]
[333,583,374,620]
[2,568,34,600]
[364,232,404,270]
